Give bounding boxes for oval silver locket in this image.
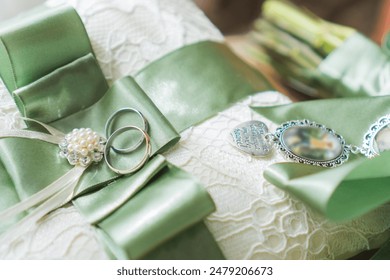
[362,114,390,158]
[274,120,349,167]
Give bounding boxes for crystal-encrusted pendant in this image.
[59,128,106,167]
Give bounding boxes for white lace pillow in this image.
[0,0,389,259]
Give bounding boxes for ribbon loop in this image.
[0,5,93,92]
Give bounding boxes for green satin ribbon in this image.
[135,41,273,131]
[0,60,183,211]
[52,75,181,195]
[0,5,93,93]
[0,161,22,232]
[0,5,273,259]
[0,5,217,259]
[252,95,390,222]
[0,65,220,259]
[93,161,220,260]
[13,53,108,124]
[317,32,390,97]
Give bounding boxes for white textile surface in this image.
[0,0,389,259]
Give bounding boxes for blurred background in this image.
[1,0,389,102]
[195,0,388,42]
[195,0,390,101]
[1,0,388,41]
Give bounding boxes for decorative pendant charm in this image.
[228,119,351,168]
[59,128,106,167]
[362,114,390,158]
[274,120,349,168]
[228,121,272,157]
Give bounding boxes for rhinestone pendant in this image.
[59,128,106,167]
[228,121,272,157]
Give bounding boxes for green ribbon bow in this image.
[0,5,273,259]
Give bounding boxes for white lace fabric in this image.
[0,0,389,259]
[165,91,390,260]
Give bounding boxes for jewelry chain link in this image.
[346,144,365,155]
[264,132,277,144]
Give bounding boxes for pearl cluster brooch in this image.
[59,128,106,167]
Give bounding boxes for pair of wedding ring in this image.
[104,108,152,175]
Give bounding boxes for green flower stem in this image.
[261,0,355,55]
[252,20,322,69]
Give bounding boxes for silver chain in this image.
[345,144,366,155]
[264,132,277,144]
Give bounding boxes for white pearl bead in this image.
[87,135,94,142]
[67,144,74,151]
[87,144,94,151]
[80,140,87,147]
[80,148,88,156]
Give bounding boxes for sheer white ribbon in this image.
[0,119,88,246]
[0,114,151,249]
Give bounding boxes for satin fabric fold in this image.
[0,5,273,259]
[13,53,108,124]
[0,5,93,92]
[135,41,273,131]
[0,71,218,258]
[0,75,181,200]
[94,163,220,260]
[0,161,21,233]
[75,155,168,224]
[52,76,181,196]
[317,32,390,97]
[0,165,86,249]
[252,95,390,221]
